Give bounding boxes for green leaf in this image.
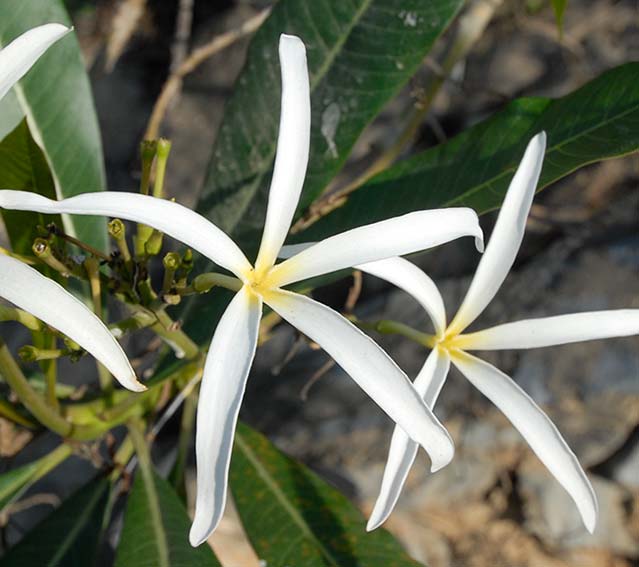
[297,63,639,241]
[231,422,423,567]
[551,0,568,35]
[199,0,465,243]
[0,462,42,511]
[115,469,221,567]
[0,443,72,511]
[0,476,109,567]
[184,0,465,340]
[0,0,107,251]
[0,120,63,255]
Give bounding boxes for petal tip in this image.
[188,527,206,548]
[279,33,306,57]
[366,516,381,532]
[475,235,485,253]
[429,441,454,473]
[130,380,147,393]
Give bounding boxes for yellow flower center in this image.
[245,265,279,297]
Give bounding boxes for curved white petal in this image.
[0,255,143,391]
[448,133,546,335]
[0,24,70,101]
[367,347,450,531]
[0,191,252,279]
[456,310,639,351]
[190,286,262,546]
[451,350,597,533]
[281,247,447,336]
[357,257,447,338]
[270,208,483,287]
[254,35,310,274]
[263,289,454,471]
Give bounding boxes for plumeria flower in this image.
[0,23,142,392]
[349,132,639,533]
[0,35,485,545]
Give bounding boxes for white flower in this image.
[350,133,639,533]
[0,24,142,392]
[0,35,485,545]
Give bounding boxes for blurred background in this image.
[2,0,638,565]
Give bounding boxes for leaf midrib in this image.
[48,481,106,566]
[443,100,639,207]
[140,470,171,567]
[235,431,340,566]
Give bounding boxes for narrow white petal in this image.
[451,350,598,532]
[448,133,546,335]
[190,286,262,546]
[0,255,143,391]
[0,24,70,101]
[357,257,447,338]
[254,35,310,273]
[281,247,447,336]
[367,347,450,531]
[263,289,454,471]
[270,208,483,287]
[0,191,252,279]
[457,310,639,351]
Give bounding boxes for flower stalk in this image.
[0,338,72,436]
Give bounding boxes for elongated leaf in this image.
[0,461,42,511]
[231,422,423,567]
[0,119,63,255]
[115,469,221,567]
[198,0,464,249]
[0,444,72,511]
[0,0,107,250]
[297,63,639,241]
[0,476,109,567]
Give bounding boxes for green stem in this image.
[150,308,199,360]
[169,386,198,497]
[0,305,41,331]
[183,272,243,295]
[0,398,36,428]
[0,338,72,436]
[43,334,59,411]
[85,257,113,396]
[109,435,135,481]
[372,319,434,347]
[153,139,172,198]
[0,443,73,513]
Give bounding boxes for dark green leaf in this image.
[0,444,72,511]
[232,422,423,567]
[185,0,464,341]
[0,0,107,250]
[297,63,639,241]
[0,120,63,255]
[115,469,221,567]
[0,461,41,511]
[0,476,109,567]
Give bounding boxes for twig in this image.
[144,8,270,140]
[271,334,305,376]
[344,270,363,313]
[300,359,335,402]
